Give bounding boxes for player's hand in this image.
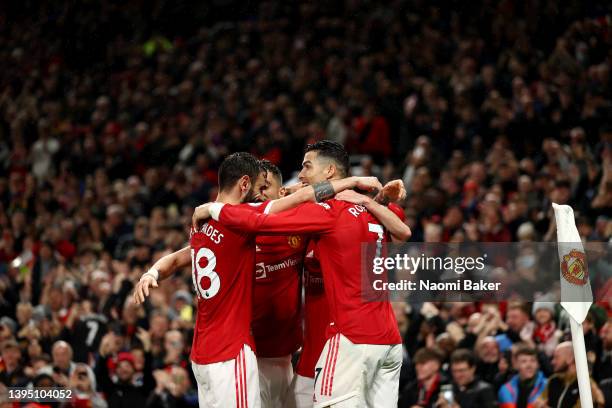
[352,176,383,193]
[376,179,406,203]
[133,274,158,304]
[284,182,305,195]
[335,190,371,207]
[192,203,213,230]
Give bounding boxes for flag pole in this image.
[569,316,593,408]
[552,203,594,408]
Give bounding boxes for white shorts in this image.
[191,345,261,408]
[257,355,293,408]
[313,334,402,408]
[285,374,315,408]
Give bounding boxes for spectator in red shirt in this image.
[350,103,391,163]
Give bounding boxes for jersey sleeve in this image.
[217,202,335,236]
[388,203,406,222]
[238,200,274,214]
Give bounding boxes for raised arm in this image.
[133,246,191,304]
[191,177,381,227]
[335,190,411,241]
[209,201,336,236]
[266,176,382,214]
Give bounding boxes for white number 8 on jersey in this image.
[191,247,221,299]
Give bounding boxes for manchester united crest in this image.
[287,235,301,249]
[561,249,588,286]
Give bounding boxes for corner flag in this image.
[552,203,593,408]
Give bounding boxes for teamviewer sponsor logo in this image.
[255,258,300,279]
[255,262,267,279]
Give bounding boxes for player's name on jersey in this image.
[197,223,224,244]
[372,279,501,292]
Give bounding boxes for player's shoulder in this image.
[313,200,334,211]
[243,200,270,209]
[233,200,274,214]
[192,218,243,244]
[328,198,372,219]
[293,200,335,213]
[322,198,348,210]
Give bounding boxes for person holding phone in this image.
[436,349,497,408]
[69,362,108,408]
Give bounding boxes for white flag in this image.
[552,203,593,323]
[553,203,594,407]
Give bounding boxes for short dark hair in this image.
[507,301,531,317]
[218,152,262,192]
[259,159,282,185]
[450,348,477,367]
[305,140,350,178]
[514,344,538,359]
[414,347,444,365]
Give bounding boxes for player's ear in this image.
[325,163,336,180]
[239,175,250,194]
[279,187,287,198]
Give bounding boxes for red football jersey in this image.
[296,241,330,378]
[215,199,401,346]
[252,234,305,357]
[388,202,406,222]
[189,201,271,364]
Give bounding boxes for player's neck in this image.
[216,191,242,205]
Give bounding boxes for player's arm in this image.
[133,246,191,304]
[335,190,411,241]
[266,176,383,214]
[207,201,335,236]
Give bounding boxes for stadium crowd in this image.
[0,0,611,407]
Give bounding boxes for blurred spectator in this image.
[30,119,60,183]
[67,362,107,408]
[0,1,610,407]
[398,347,446,408]
[62,300,109,363]
[594,318,612,382]
[475,336,501,386]
[160,330,186,369]
[349,103,391,163]
[503,303,536,346]
[532,302,562,358]
[51,340,75,388]
[0,318,16,343]
[498,345,547,408]
[536,342,605,408]
[52,340,75,374]
[0,339,27,387]
[149,311,171,357]
[436,349,497,408]
[393,301,414,390]
[95,331,155,408]
[146,366,195,408]
[494,349,516,394]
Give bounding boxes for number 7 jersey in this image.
[213,199,402,346]
[189,201,271,365]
